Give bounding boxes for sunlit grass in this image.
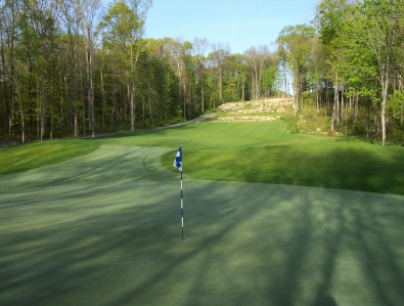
[101,120,335,149]
[1,119,403,194]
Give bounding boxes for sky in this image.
[143,0,320,54]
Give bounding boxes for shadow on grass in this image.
[1,146,403,306]
[100,122,200,140]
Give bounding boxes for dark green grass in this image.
[0,140,100,175]
[171,142,404,195]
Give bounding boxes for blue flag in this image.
[173,147,182,172]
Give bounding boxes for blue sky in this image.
[143,0,320,54]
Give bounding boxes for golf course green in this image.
[1,118,404,306]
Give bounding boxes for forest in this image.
[0,0,403,144]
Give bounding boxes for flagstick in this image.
[173,147,184,241]
[180,170,184,240]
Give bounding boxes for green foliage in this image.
[388,90,404,112]
[1,0,403,146]
[317,0,351,45]
[280,113,300,134]
[277,24,316,73]
[262,66,278,96]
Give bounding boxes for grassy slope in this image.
[0,140,100,175]
[1,119,404,194]
[182,142,404,195]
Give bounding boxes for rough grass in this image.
[0,140,100,175]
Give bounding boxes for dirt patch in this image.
[217,115,280,122]
[216,98,293,122]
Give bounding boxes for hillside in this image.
[216,98,294,122]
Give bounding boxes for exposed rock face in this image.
[216,98,293,122]
[217,116,280,122]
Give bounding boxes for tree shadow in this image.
[313,294,338,306]
[1,146,403,306]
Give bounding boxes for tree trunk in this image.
[218,67,223,105]
[86,46,95,138]
[201,79,205,113]
[381,64,389,146]
[355,92,359,121]
[16,83,25,143]
[293,69,300,114]
[111,85,116,130]
[242,78,245,101]
[41,86,45,141]
[81,73,86,138]
[74,41,79,138]
[331,73,339,132]
[148,82,153,125]
[130,75,135,132]
[366,99,370,139]
[0,29,7,136]
[20,100,25,143]
[130,41,141,131]
[100,64,105,128]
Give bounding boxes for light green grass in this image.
[1,146,403,306]
[102,120,332,148]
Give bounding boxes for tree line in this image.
[0,0,282,142]
[278,0,404,145]
[1,0,403,144]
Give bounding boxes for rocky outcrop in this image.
[216,98,293,122]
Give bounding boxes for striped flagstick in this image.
[173,147,184,240]
[180,169,184,240]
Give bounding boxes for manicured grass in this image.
[1,145,403,306]
[142,120,403,195]
[176,142,404,195]
[0,140,100,175]
[1,105,403,306]
[2,119,404,194]
[102,120,332,149]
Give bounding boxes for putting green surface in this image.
[1,146,403,306]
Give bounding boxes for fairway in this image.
[1,145,403,306]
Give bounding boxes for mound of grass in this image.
[0,140,100,175]
[167,142,404,195]
[152,120,404,195]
